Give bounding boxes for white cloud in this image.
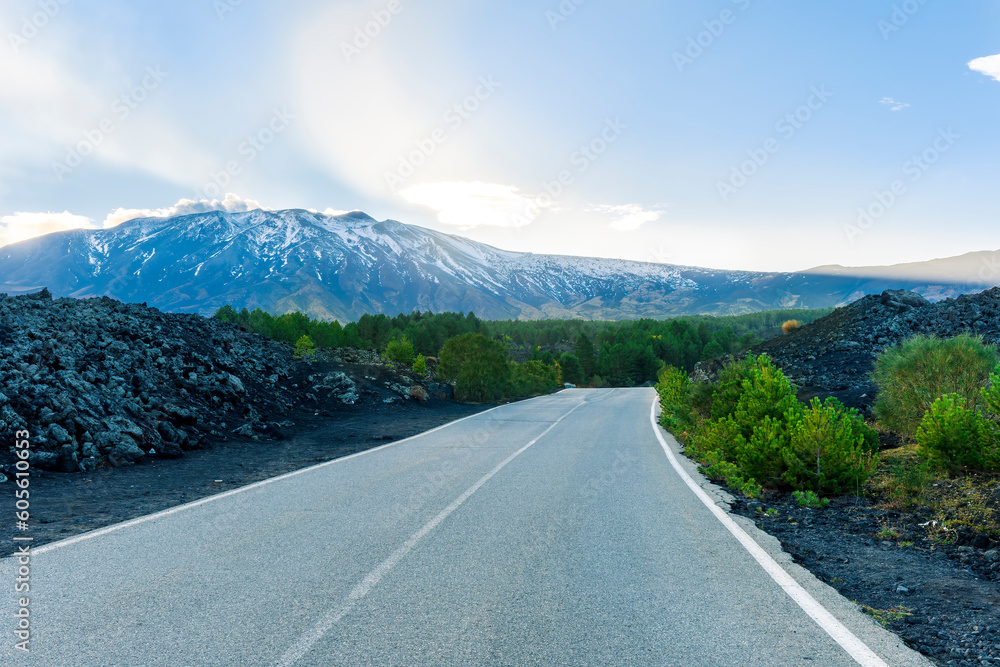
[879,97,910,111]
[587,203,663,232]
[968,54,1000,83]
[0,210,97,247]
[0,194,272,248]
[399,181,545,228]
[103,193,266,227]
[0,195,362,247]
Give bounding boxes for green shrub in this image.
[559,353,585,386]
[793,490,830,509]
[507,360,559,398]
[729,358,800,440]
[293,335,316,362]
[657,365,690,403]
[710,354,798,427]
[438,333,510,402]
[384,335,415,365]
[690,381,715,418]
[700,451,763,499]
[657,366,696,433]
[981,367,1000,417]
[781,398,879,494]
[686,417,745,463]
[734,416,789,487]
[659,352,877,497]
[412,353,427,375]
[872,334,999,438]
[916,394,998,472]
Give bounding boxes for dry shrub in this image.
[409,385,428,401]
[782,320,801,334]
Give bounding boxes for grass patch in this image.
[860,604,913,628]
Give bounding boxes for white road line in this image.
[28,403,510,557]
[274,399,586,667]
[648,395,889,667]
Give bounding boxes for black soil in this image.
[727,492,1000,665]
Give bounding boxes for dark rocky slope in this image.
[0,289,442,474]
[745,287,1000,411]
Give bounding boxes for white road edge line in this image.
[29,403,512,557]
[649,396,888,667]
[274,400,587,667]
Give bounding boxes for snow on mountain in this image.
[0,209,995,321]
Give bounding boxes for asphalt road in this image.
[3,388,927,665]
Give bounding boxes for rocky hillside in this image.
[746,287,1000,410]
[0,290,441,473]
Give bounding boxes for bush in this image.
[686,416,745,463]
[438,333,510,402]
[658,354,878,496]
[916,394,997,472]
[412,353,427,375]
[384,335,415,365]
[782,320,801,334]
[559,353,585,386]
[700,450,763,499]
[793,490,830,509]
[711,354,799,431]
[657,366,699,433]
[507,360,559,397]
[981,367,1000,417]
[781,398,879,494]
[293,335,316,362]
[735,415,790,486]
[872,334,999,438]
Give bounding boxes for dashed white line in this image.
[274,399,586,667]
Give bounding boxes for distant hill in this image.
[0,208,995,321]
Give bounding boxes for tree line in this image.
[214,305,832,392]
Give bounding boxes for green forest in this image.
[214,305,832,392]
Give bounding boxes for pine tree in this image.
[574,333,596,380]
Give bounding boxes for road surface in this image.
[3,388,927,665]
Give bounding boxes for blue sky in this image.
[0,0,997,271]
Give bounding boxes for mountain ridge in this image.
[0,208,995,321]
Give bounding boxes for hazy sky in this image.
[1,0,998,271]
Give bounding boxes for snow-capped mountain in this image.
[0,209,994,321]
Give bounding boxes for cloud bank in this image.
[399,181,544,228]
[0,194,268,248]
[587,203,663,232]
[969,54,1000,82]
[879,97,910,111]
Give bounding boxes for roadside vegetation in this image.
[657,354,878,497]
[657,333,1000,543]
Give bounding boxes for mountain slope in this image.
[0,209,995,321]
